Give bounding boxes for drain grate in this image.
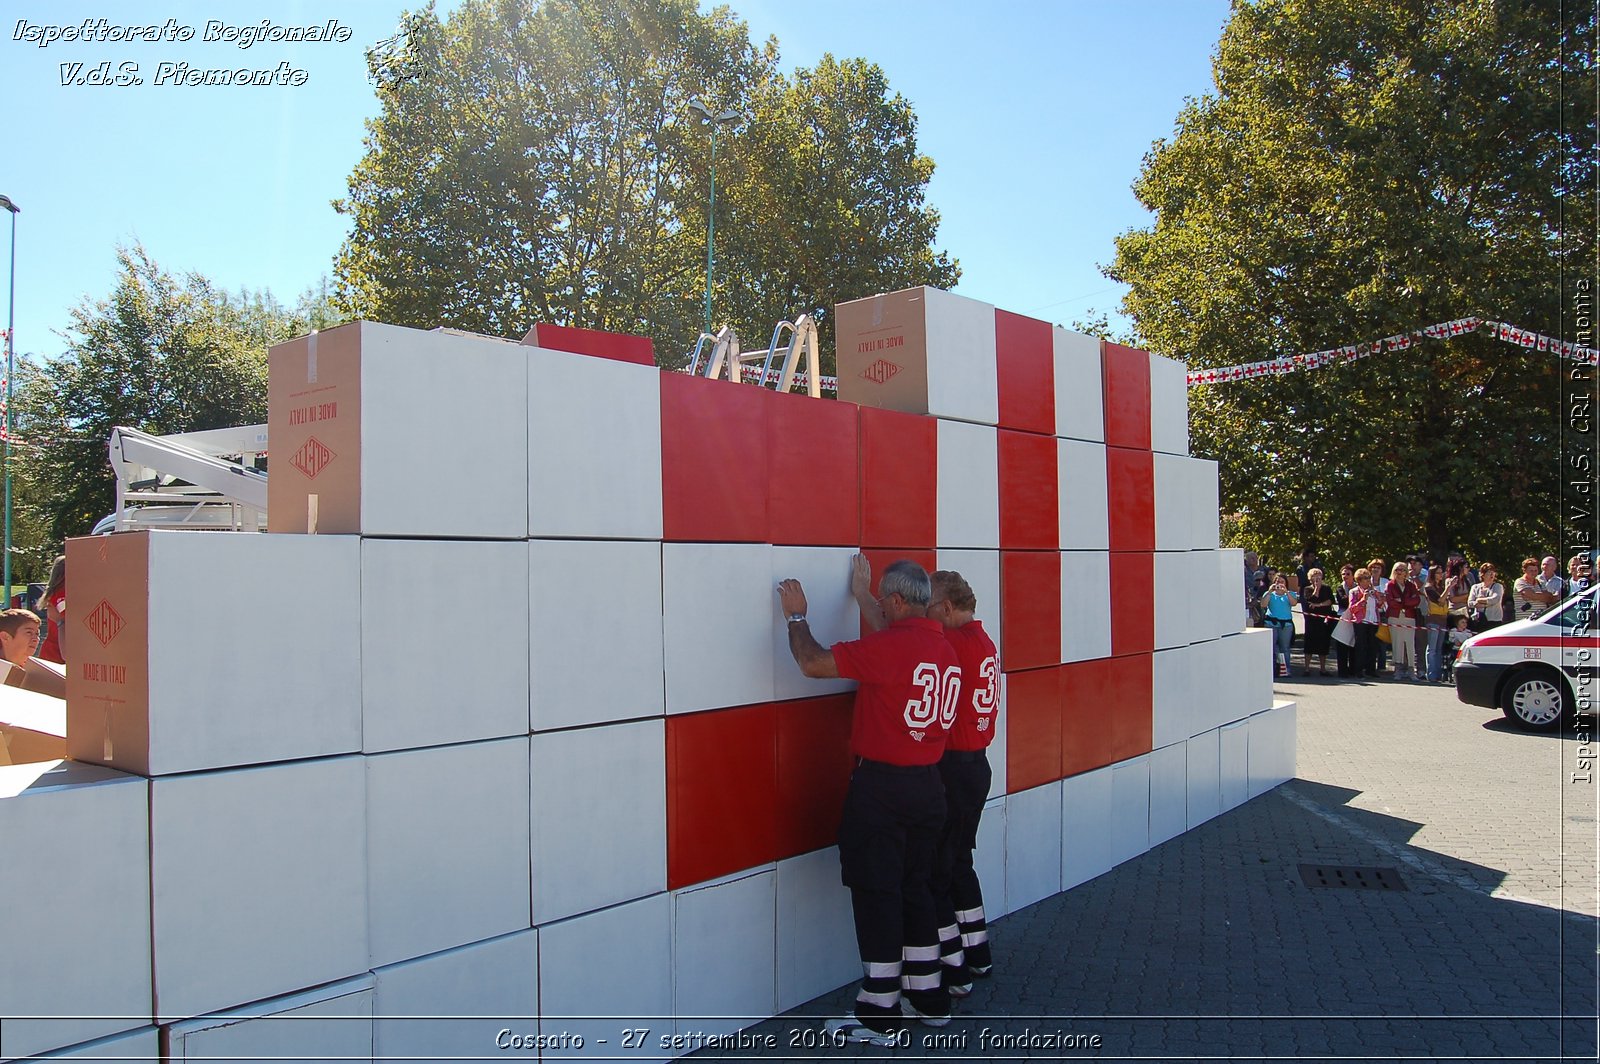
[1298,864,1408,890]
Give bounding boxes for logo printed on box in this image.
[84,599,124,647]
[290,436,336,480]
[860,358,902,385]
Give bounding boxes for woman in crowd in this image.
[34,554,65,665]
[1260,573,1298,677]
[1422,567,1450,683]
[1349,567,1382,679]
[1332,564,1356,677]
[1385,561,1422,681]
[1299,567,1335,676]
[1467,562,1505,631]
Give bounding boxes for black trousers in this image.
[1353,623,1380,677]
[837,759,948,1028]
[931,750,993,981]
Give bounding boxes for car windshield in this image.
[1539,585,1600,632]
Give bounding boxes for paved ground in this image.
[707,671,1599,1062]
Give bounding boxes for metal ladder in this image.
[686,314,823,398]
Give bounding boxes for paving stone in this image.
[692,678,1597,1061]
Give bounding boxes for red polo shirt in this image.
[832,616,959,765]
[943,620,999,751]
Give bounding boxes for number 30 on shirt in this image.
[972,656,998,716]
[904,663,961,731]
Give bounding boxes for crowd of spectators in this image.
[1243,548,1591,684]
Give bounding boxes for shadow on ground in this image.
[693,783,1598,1061]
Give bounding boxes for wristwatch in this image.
[786,613,806,623]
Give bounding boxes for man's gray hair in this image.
[880,560,932,607]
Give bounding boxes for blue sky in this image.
[0,0,1230,364]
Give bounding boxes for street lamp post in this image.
[687,98,741,337]
[0,194,17,605]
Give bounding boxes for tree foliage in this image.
[1110,0,1594,568]
[333,0,957,367]
[12,245,333,566]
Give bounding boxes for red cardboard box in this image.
[995,309,1056,435]
[660,374,769,543]
[525,322,656,367]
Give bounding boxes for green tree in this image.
[12,244,323,556]
[333,0,958,366]
[1110,0,1594,568]
[711,53,958,369]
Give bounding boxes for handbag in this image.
[1331,617,1356,646]
[1376,623,1391,644]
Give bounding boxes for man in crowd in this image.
[778,559,959,1044]
[1540,556,1566,604]
[1569,553,1591,596]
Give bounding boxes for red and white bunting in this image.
[1186,315,1596,387]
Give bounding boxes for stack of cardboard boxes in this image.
[0,287,1294,1061]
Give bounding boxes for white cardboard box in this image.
[1186,638,1223,736]
[66,531,361,777]
[1151,645,1193,750]
[923,288,1000,425]
[1219,719,1250,812]
[366,738,531,967]
[0,761,151,1059]
[663,543,774,714]
[1186,728,1223,828]
[372,931,538,1061]
[1190,459,1221,549]
[1061,764,1113,891]
[1185,548,1217,646]
[1052,328,1105,442]
[531,720,666,924]
[537,894,674,1062]
[1061,551,1113,662]
[1153,551,1191,651]
[164,975,373,1062]
[673,871,777,1041]
[1216,549,1247,638]
[769,547,859,702]
[1148,742,1188,846]
[1152,452,1191,552]
[530,539,664,731]
[1004,781,1063,911]
[775,849,858,1012]
[149,756,367,1022]
[1057,438,1109,550]
[528,345,663,539]
[268,321,529,538]
[1249,701,1298,798]
[1109,755,1152,867]
[1241,628,1275,715]
[973,795,1009,920]
[362,538,529,752]
[1148,352,1190,456]
[936,419,1000,548]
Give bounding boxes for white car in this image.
[1454,584,1599,731]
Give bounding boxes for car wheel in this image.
[1500,669,1567,732]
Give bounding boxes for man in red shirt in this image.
[924,570,998,993]
[778,559,959,1044]
[853,562,998,998]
